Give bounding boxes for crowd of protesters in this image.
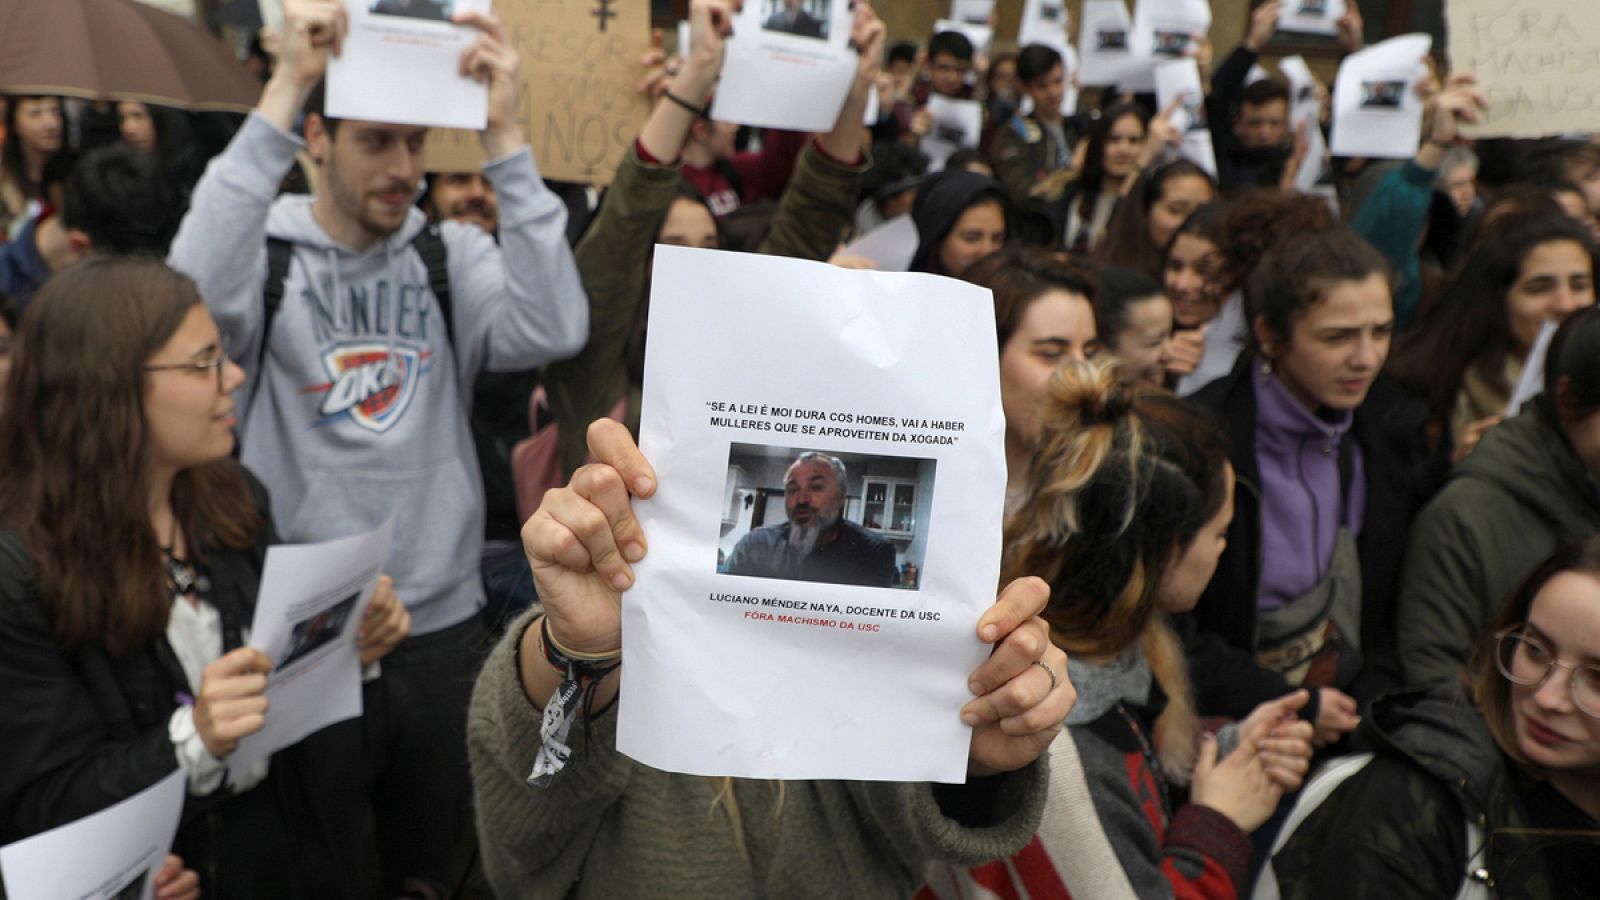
[1,0,1598,897]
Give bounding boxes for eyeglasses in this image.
[1495,628,1600,720]
[144,333,233,393]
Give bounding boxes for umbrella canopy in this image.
[0,0,262,111]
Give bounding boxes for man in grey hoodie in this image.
[168,1,588,895]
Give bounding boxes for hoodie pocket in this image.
[284,459,479,602]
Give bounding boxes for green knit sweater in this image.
[468,611,1049,899]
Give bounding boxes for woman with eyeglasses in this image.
[0,258,410,899]
[1260,534,1600,900]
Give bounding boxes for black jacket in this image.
[1269,683,1600,899]
[0,471,358,899]
[1183,357,1448,720]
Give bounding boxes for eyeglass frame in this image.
[1494,626,1600,720]
[143,333,233,393]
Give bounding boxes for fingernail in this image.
[980,623,998,642]
[623,541,645,562]
[611,571,631,590]
[961,710,981,726]
[968,679,983,696]
[633,476,654,495]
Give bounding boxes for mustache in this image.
[450,198,493,216]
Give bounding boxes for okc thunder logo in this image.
[304,342,429,433]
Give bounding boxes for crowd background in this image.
[0,0,1597,898]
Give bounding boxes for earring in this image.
[1259,347,1274,376]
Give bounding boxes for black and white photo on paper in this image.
[1096,28,1129,51]
[1152,28,1193,57]
[1359,79,1406,109]
[279,592,361,671]
[367,0,453,22]
[110,868,151,900]
[761,0,830,40]
[717,443,937,591]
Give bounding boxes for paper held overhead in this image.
[711,0,858,132]
[1447,0,1600,138]
[1329,33,1431,159]
[621,246,1008,782]
[1280,0,1344,35]
[327,0,492,130]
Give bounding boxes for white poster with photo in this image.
[951,0,995,26]
[1154,58,1217,177]
[1077,0,1142,87]
[1128,0,1210,91]
[1281,55,1332,191]
[229,517,395,776]
[921,94,984,170]
[1061,44,1081,115]
[843,213,918,271]
[0,771,184,900]
[1330,33,1431,159]
[934,18,994,54]
[326,0,492,130]
[620,247,1007,782]
[1281,0,1344,35]
[712,0,857,131]
[1019,0,1071,54]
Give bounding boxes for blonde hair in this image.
[710,777,785,857]
[1002,359,1229,782]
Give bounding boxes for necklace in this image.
[161,518,211,601]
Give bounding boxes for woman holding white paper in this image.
[468,422,1075,898]
[0,258,410,899]
[924,359,1315,899]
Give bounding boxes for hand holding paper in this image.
[451,8,524,156]
[964,577,1074,776]
[259,0,348,129]
[356,574,411,666]
[1243,0,1280,52]
[194,646,273,760]
[153,854,201,900]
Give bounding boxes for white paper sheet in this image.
[620,246,1007,782]
[951,0,995,26]
[676,18,691,56]
[0,771,185,900]
[229,518,395,775]
[1280,55,1332,191]
[843,213,918,271]
[1175,292,1246,397]
[921,94,984,170]
[1154,58,1217,177]
[1245,63,1269,85]
[1061,44,1081,115]
[1127,0,1210,91]
[1507,320,1558,417]
[1329,34,1431,159]
[934,18,994,54]
[711,1,857,132]
[258,0,284,31]
[326,0,491,130]
[1018,0,1071,54]
[1078,0,1142,87]
[1280,0,1344,36]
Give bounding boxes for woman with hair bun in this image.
[925,359,1314,900]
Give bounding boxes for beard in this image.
[787,505,842,561]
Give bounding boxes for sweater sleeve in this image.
[546,144,681,476]
[759,143,869,264]
[466,610,634,900]
[0,545,181,843]
[444,147,589,381]
[167,112,298,361]
[1350,161,1435,329]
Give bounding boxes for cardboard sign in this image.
[1448,0,1600,138]
[424,0,652,185]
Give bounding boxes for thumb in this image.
[1276,687,1312,716]
[1194,732,1219,777]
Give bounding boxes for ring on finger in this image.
[1031,659,1058,693]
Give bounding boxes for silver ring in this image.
[1032,659,1058,693]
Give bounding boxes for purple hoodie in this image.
[1253,367,1367,612]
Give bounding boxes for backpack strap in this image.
[410,224,453,349]
[259,236,296,375]
[255,228,453,385]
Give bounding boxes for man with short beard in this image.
[725,452,898,587]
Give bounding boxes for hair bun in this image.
[1042,358,1132,430]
